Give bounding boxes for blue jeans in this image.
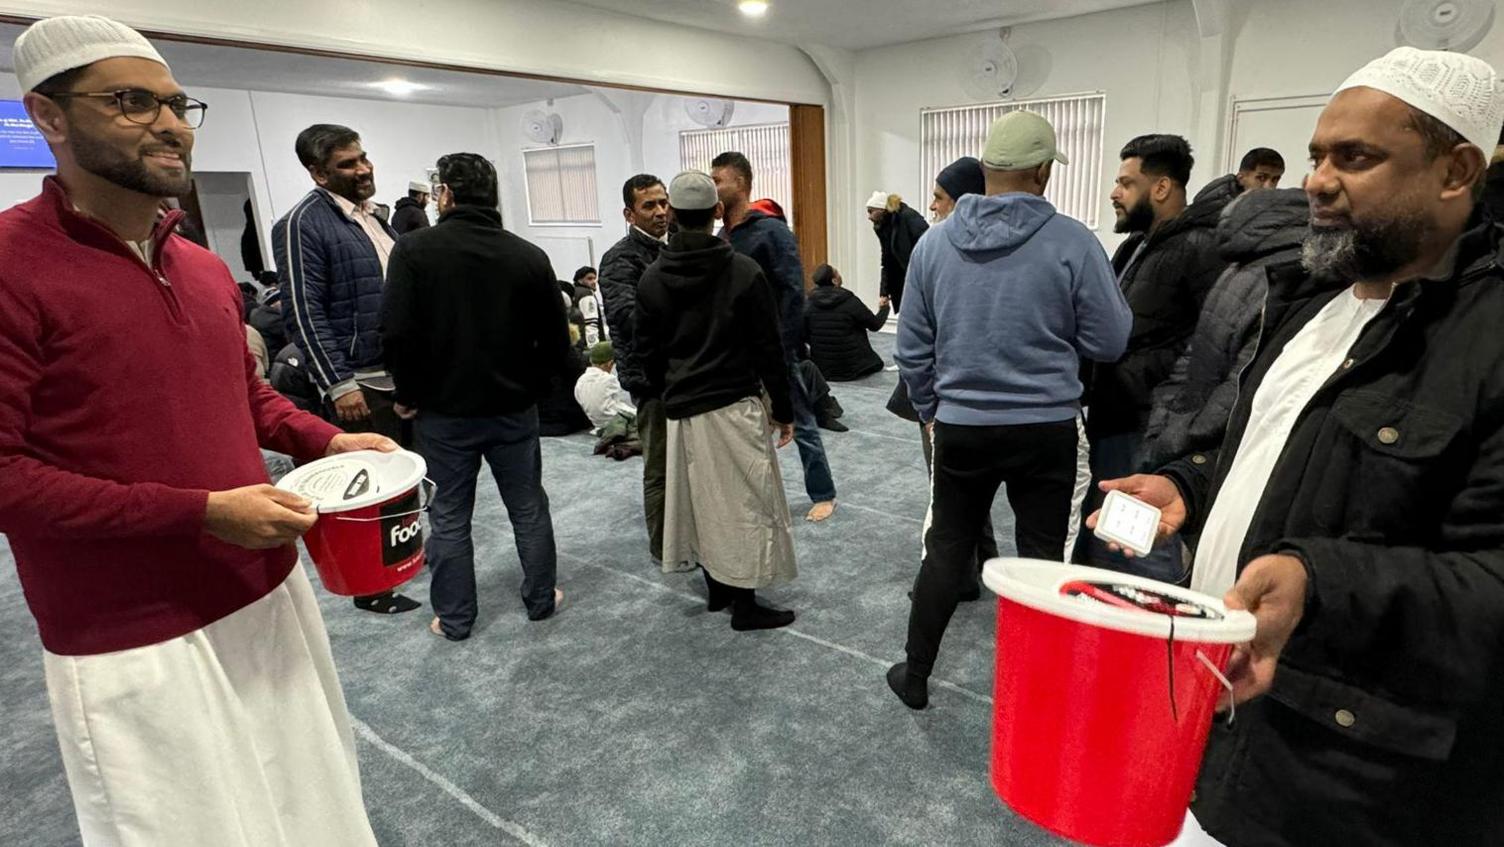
[1075,430,1184,583]
[416,408,558,639]
[790,363,837,503]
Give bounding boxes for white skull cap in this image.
[1334,46,1503,155]
[13,16,168,93]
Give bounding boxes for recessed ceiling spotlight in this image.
[371,79,428,96]
[738,0,769,17]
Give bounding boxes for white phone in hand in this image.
[1093,489,1161,558]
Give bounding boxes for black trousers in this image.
[905,418,1081,676]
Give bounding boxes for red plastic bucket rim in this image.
[983,558,1256,644]
[275,449,428,514]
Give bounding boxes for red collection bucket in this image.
[982,559,1255,847]
[276,449,434,596]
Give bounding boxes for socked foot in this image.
[806,500,837,522]
[887,662,929,710]
[731,600,796,631]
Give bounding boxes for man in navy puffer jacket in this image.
[273,123,419,615]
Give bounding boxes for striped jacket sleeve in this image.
[273,196,350,396]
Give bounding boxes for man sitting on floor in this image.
[575,341,641,458]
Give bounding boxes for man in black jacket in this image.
[865,191,928,315]
[1077,134,1226,581]
[803,263,888,381]
[714,151,838,523]
[635,170,797,631]
[389,180,431,235]
[381,153,569,640]
[1091,48,1504,846]
[1140,187,1309,472]
[599,173,672,565]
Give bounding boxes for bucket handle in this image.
[1195,650,1236,726]
[323,478,437,523]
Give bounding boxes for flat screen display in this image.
[0,100,54,168]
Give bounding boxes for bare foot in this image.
[429,617,443,637]
[806,500,837,522]
[554,588,565,612]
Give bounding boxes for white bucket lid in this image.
[983,558,1255,643]
[275,449,427,513]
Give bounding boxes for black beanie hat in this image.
[936,156,985,203]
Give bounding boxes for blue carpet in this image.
[0,334,1072,846]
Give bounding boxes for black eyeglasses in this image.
[49,89,207,129]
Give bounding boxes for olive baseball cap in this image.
[981,110,1068,170]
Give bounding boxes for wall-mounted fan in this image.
[522,109,563,145]
[961,34,1020,102]
[684,97,736,128]
[1397,0,1495,51]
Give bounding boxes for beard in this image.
[72,129,192,197]
[1113,195,1154,234]
[1300,207,1431,282]
[326,172,376,204]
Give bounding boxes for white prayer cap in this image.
[13,16,168,93]
[408,180,430,194]
[865,190,889,209]
[1335,46,1503,156]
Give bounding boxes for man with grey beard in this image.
[1088,48,1504,846]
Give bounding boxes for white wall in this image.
[488,92,790,277]
[847,1,1199,301]
[845,0,1504,304]
[245,90,498,226]
[491,93,630,276]
[639,96,790,189]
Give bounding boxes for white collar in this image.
[633,225,668,245]
[322,188,375,221]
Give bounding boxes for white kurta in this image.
[44,564,377,847]
[1192,286,1386,596]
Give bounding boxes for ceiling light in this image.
[371,79,428,96]
[738,0,769,17]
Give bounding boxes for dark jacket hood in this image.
[809,284,853,309]
[394,196,425,211]
[1193,173,1241,207]
[946,192,1055,253]
[1218,188,1308,263]
[654,230,734,293]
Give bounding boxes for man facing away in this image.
[0,16,390,844]
[274,121,419,614]
[1092,48,1504,847]
[635,170,799,631]
[712,150,839,523]
[381,153,569,640]
[1077,133,1227,582]
[887,111,1131,709]
[599,174,674,564]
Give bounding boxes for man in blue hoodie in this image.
[887,111,1133,709]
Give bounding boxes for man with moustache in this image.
[1089,48,1504,846]
[274,123,419,614]
[0,16,384,844]
[599,173,675,565]
[1077,133,1227,580]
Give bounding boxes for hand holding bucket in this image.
[275,449,435,596]
[1219,553,1308,707]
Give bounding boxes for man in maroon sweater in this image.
[0,17,387,844]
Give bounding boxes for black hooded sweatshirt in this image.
[634,230,793,424]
